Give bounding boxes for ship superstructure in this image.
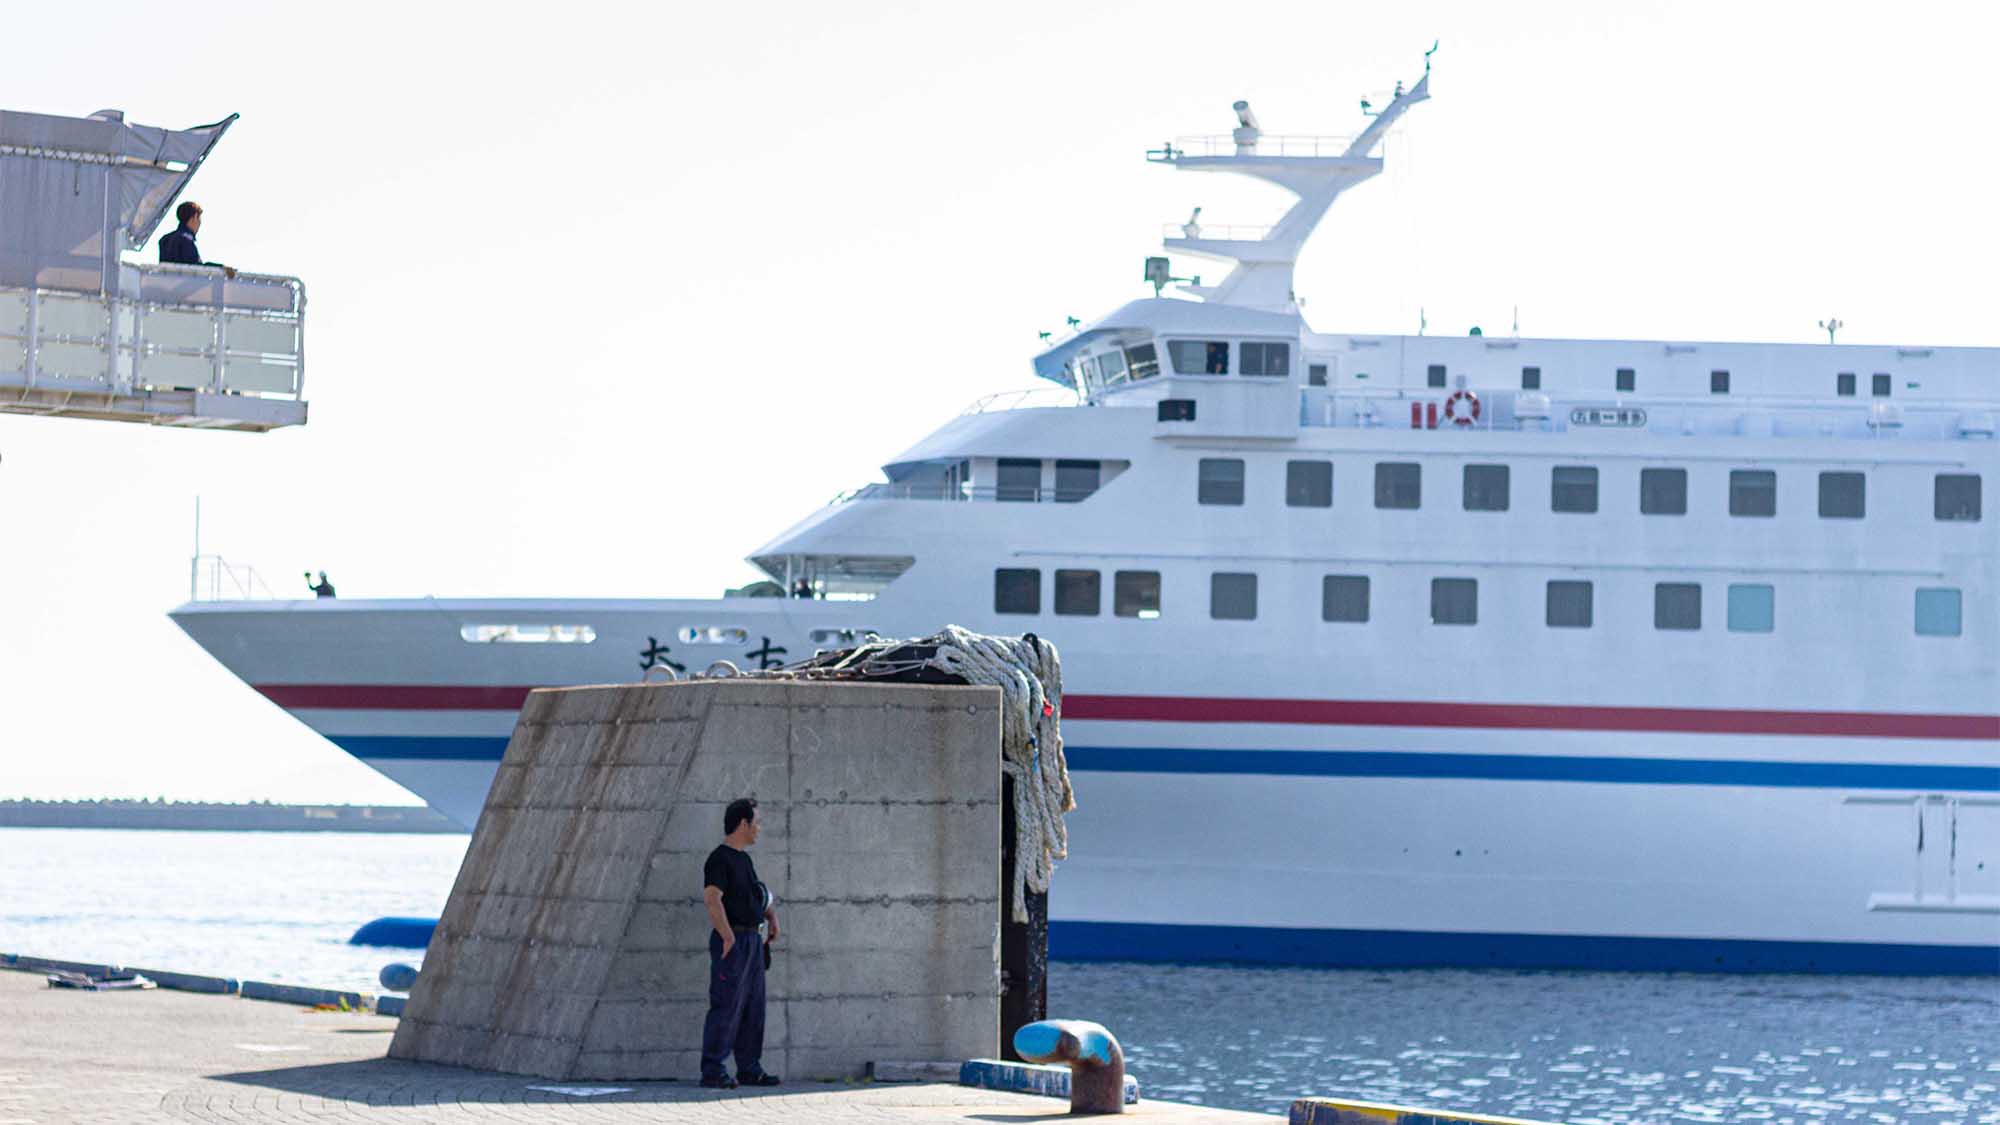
[172,62,2000,972]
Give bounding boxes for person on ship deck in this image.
[158,201,238,279]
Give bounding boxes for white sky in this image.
[4,1,1995,804]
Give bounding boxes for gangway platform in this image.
[0,108,307,431]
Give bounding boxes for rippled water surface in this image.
[4,829,1994,1122]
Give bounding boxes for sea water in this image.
[1,829,1993,1122]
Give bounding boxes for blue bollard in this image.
[1012,1018,1125,1114]
[378,962,418,992]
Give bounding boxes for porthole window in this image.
[677,626,749,645]
[460,624,597,644]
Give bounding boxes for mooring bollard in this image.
[1012,1019,1125,1115]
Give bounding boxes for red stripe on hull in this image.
[253,683,1999,740]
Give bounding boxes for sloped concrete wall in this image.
[389,679,1003,1080]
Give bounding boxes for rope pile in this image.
[650,626,1073,922]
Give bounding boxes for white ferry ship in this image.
[172,66,1999,973]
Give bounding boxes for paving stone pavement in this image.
[0,970,1268,1123]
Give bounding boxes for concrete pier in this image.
[0,969,1268,1122]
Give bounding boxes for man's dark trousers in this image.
[701,929,766,1079]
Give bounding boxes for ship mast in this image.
[1150,58,1432,313]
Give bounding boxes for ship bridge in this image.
[0,109,305,431]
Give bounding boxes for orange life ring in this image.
[1444,389,1481,426]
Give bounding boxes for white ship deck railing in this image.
[1151,133,1357,159]
[188,554,283,602]
[960,387,1080,415]
[1161,222,1275,241]
[0,263,306,430]
[833,482,1097,504]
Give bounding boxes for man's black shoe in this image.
[699,1075,738,1089]
[739,1072,782,1087]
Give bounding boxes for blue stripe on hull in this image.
[328,735,1999,790]
[1051,921,2000,975]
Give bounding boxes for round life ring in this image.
[1444,389,1481,426]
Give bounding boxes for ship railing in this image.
[959,387,1081,415]
[1151,133,1357,160]
[188,553,283,602]
[0,263,305,403]
[832,482,1092,505]
[1161,222,1275,242]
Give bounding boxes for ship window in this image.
[1936,474,1982,521]
[997,458,1041,502]
[677,625,750,645]
[1551,466,1599,513]
[1431,578,1478,625]
[1125,342,1160,381]
[1641,467,1687,515]
[1818,471,1865,519]
[1836,372,1856,396]
[1375,462,1421,509]
[1616,367,1636,393]
[1655,583,1702,630]
[1241,342,1290,377]
[1322,575,1369,622]
[1915,587,1962,637]
[1198,458,1245,505]
[1521,366,1541,390]
[1054,459,1101,503]
[1463,464,1509,511]
[1114,570,1161,618]
[994,568,1040,614]
[1872,373,1892,397]
[1729,470,1776,517]
[809,627,881,646]
[460,624,597,644]
[1054,569,1100,616]
[1711,370,1730,394]
[1286,460,1332,507]
[1727,584,1774,633]
[1158,399,1196,422]
[1308,363,1328,386]
[1097,348,1128,386]
[1426,364,1447,389]
[1545,580,1593,628]
[1169,339,1229,375]
[1210,572,1257,620]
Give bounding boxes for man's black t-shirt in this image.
[703,844,763,928]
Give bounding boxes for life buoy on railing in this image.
[1444,389,1481,426]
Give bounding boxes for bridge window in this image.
[1097,348,1128,386]
[1308,363,1328,386]
[1286,460,1332,507]
[1641,468,1687,515]
[1168,339,1229,375]
[1427,364,1447,388]
[1936,474,1982,521]
[1818,471,1865,519]
[997,458,1041,502]
[1727,584,1774,633]
[1872,373,1892,397]
[460,624,597,644]
[1520,366,1541,390]
[1198,458,1245,505]
[1241,342,1290,377]
[1711,370,1730,394]
[1114,570,1161,618]
[1655,583,1702,630]
[1729,470,1776,517]
[1431,578,1477,625]
[677,626,749,645]
[1551,466,1599,513]
[994,568,1039,614]
[1616,368,1636,393]
[1375,462,1421,509]
[1915,588,1962,637]
[1463,464,1509,511]
[1126,342,1160,381]
[1837,372,1856,396]
[1545,581,1593,629]
[1210,572,1257,620]
[1054,459,1100,503]
[1055,569,1100,616]
[1322,575,1369,623]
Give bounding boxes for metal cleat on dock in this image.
[1010,1018,1127,1114]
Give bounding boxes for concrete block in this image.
[127,966,238,994]
[239,980,369,1009]
[870,1059,964,1082]
[960,1058,1141,1104]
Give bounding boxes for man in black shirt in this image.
[700,797,781,1089]
[157,202,237,279]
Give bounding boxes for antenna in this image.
[1181,207,1203,238]
[1513,306,1520,337]
[1818,317,1844,344]
[1424,40,1439,74]
[1419,307,1428,336]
